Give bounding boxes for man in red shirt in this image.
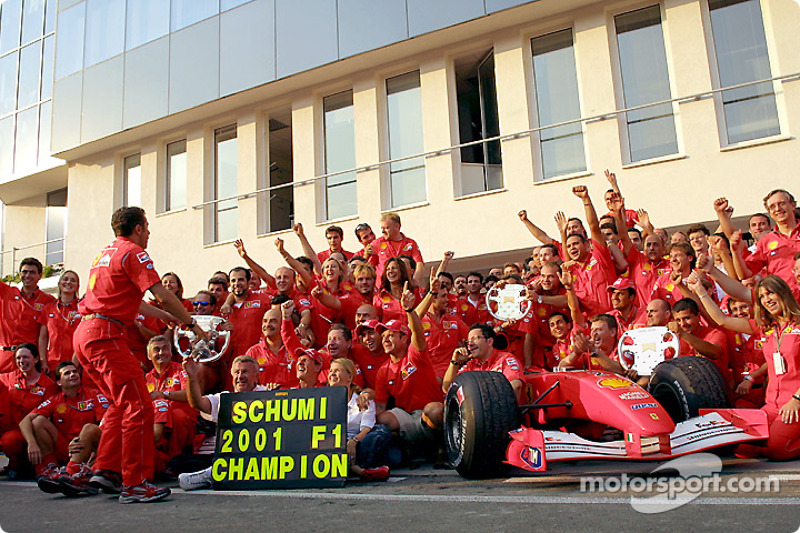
[669,298,731,386]
[245,308,297,388]
[368,212,425,285]
[73,207,205,503]
[20,361,106,494]
[225,267,273,364]
[443,323,524,400]
[0,258,56,373]
[728,190,800,293]
[564,186,619,316]
[373,287,443,450]
[144,336,197,477]
[651,242,695,305]
[207,277,229,316]
[607,278,645,333]
[418,286,469,380]
[354,319,389,390]
[317,225,354,262]
[456,272,491,326]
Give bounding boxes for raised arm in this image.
[234,239,276,287]
[572,185,603,244]
[292,223,323,277]
[685,273,754,334]
[713,198,737,239]
[609,192,634,255]
[182,357,213,415]
[275,237,312,288]
[401,282,427,352]
[558,265,586,330]
[518,210,555,245]
[637,209,655,240]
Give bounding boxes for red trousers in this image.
[762,406,800,461]
[154,407,196,475]
[0,429,26,470]
[74,318,154,486]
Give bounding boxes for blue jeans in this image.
[355,424,392,468]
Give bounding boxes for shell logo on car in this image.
[597,377,635,389]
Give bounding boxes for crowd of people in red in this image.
[1,170,800,502]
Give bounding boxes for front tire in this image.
[648,356,730,423]
[444,371,519,478]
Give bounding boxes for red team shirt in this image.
[0,370,58,423]
[626,248,670,308]
[32,387,108,440]
[245,340,298,388]
[749,319,800,410]
[346,343,388,390]
[374,346,442,413]
[226,291,274,358]
[79,237,161,325]
[37,299,82,367]
[0,282,56,372]
[569,240,616,316]
[745,225,800,293]
[458,349,524,384]
[421,313,469,377]
[369,234,424,279]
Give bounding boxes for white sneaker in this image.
[178,467,212,491]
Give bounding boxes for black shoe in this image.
[88,469,123,494]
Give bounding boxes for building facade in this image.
[0,0,798,289]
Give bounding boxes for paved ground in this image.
[2,454,800,533]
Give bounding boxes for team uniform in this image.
[0,370,57,472]
[37,299,82,368]
[744,224,800,294]
[728,330,766,408]
[455,295,492,327]
[625,248,670,308]
[747,319,800,460]
[317,249,354,262]
[0,282,56,373]
[31,388,109,462]
[368,234,424,280]
[568,240,616,316]
[677,325,732,387]
[145,362,197,473]
[226,291,274,361]
[346,343,388,390]
[458,349,524,384]
[73,236,162,487]
[244,339,298,388]
[421,313,468,377]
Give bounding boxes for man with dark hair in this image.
[456,272,491,326]
[687,223,711,257]
[444,323,523,400]
[316,225,354,262]
[0,257,56,373]
[607,278,645,332]
[207,276,229,315]
[73,206,206,503]
[453,275,467,297]
[224,266,273,376]
[21,361,106,495]
[748,213,771,244]
[669,298,729,383]
[651,242,696,304]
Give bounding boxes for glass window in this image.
[214,125,238,242]
[17,41,41,109]
[46,188,67,265]
[38,100,51,166]
[0,117,13,176]
[84,0,125,67]
[55,3,85,79]
[171,0,218,32]
[455,50,503,195]
[386,71,426,207]
[615,5,678,162]
[0,52,18,116]
[44,0,55,34]
[0,0,22,55]
[708,0,779,144]
[40,34,53,100]
[126,0,169,50]
[531,29,587,180]
[21,0,44,44]
[322,91,357,221]
[264,111,293,233]
[14,106,38,173]
[123,153,142,207]
[221,0,252,11]
[166,139,187,211]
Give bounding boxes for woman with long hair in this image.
[37,270,81,373]
[690,274,800,460]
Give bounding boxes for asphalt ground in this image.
[2,454,800,533]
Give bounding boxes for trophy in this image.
[173,315,231,363]
[485,283,532,321]
[617,326,679,376]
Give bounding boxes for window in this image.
[708,0,780,144]
[21,0,45,45]
[455,51,503,194]
[171,0,217,32]
[0,52,17,117]
[262,110,293,233]
[214,125,238,242]
[18,41,41,109]
[386,71,425,207]
[531,30,586,180]
[615,5,678,162]
[166,140,187,211]
[123,153,141,207]
[45,188,66,265]
[322,90,357,220]
[126,0,169,51]
[0,0,22,55]
[54,2,84,79]
[84,0,125,67]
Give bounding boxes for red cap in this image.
[355,319,380,336]
[608,278,635,292]
[375,319,410,336]
[294,347,323,364]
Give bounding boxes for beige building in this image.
[1,0,798,291]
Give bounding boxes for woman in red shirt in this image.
[38,270,81,374]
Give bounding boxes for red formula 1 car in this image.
[444,356,769,478]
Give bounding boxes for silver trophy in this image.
[617,326,679,376]
[174,315,231,363]
[485,283,532,321]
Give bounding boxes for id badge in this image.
[773,352,786,375]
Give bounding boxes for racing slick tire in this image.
[648,355,730,423]
[444,371,519,479]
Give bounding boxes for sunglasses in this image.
[192,301,212,306]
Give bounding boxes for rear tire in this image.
[444,371,519,478]
[648,356,730,423]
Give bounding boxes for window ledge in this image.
[382,201,430,214]
[622,153,687,170]
[155,208,188,217]
[318,214,359,226]
[454,188,507,201]
[533,170,592,186]
[203,238,238,249]
[257,228,294,239]
[720,134,792,152]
